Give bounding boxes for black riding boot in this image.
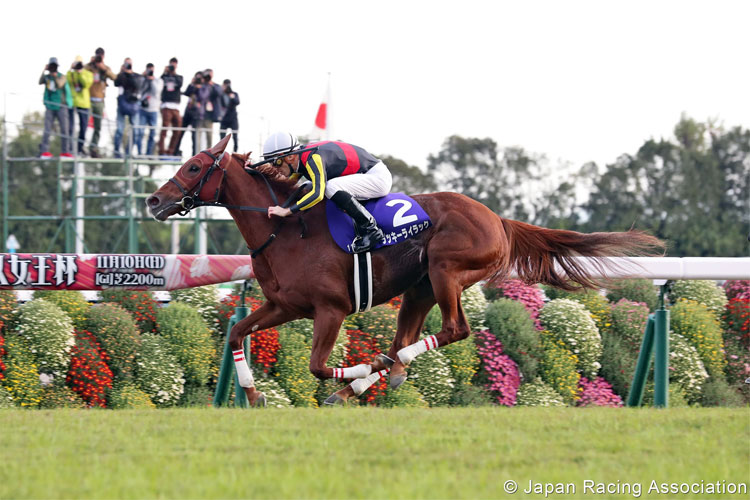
[331,191,385,253]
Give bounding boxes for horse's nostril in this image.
[147,195,160,208]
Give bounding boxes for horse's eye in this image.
[189,164,201,173]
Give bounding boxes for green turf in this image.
[0,407,747,499]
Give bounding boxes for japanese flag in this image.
[311,75,330,140]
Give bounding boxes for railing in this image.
[1,253,746,408]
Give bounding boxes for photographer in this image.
[219,79,240,152]
[113,58,143,157]
[202,69,224,145]
[181,71,211,155]
[66,56,93,155]
[158,57,182,156]
[190,69,222,151]
[84,47,116,157]
[134,63,162,156]
[38,57,72,158]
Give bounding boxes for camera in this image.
[94,55,103,64]
[167,64,175,73]
[124,62,132,70]
[194,75,203,84]
[203,71,211,79]
[73,61,84,70]
[146,69,154,77]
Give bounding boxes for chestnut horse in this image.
[146,135,663,406]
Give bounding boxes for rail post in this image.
[212,280,252,408]
[652,285,670,407]
[626,280,671,408]
[626,315,655,406]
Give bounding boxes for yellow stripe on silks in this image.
[295,153,326,211]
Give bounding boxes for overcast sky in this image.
[2,0,748,171]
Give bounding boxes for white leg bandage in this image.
[331,364,372,380]
[233,349,255,388]
[351,369,389,396]
[397,335,439,365]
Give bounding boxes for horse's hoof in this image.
[374,353,396,370]
[323,393,346,406]
[250,391,267,408]
[390,372,407,390]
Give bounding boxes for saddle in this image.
[325,193,432,254]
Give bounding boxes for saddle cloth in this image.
[325,193,431,254]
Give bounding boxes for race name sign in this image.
[0,254,255,291]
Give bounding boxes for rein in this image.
[168,150,308,257]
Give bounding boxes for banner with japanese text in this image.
[0,254,255,291]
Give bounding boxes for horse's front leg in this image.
[229,300,298,407]
[305,308,373,405]
[307,309,370,378]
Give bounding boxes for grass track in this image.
[0,407,748,499]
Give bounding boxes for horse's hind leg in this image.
[327,278,435,400]
[391,266,480,389]
[385,278,436,389]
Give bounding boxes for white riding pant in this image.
[324,161,392,200]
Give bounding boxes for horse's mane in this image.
[230,153,298,193]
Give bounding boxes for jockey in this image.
[258,132,392,253]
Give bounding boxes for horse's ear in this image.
[231,152,251,163]
[209,134,232,156]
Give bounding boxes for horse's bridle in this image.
[168,149,229,215]
[166,150,308,257]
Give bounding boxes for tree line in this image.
[2,114,748,256]
[387,116,749,257]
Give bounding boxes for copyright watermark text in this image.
[501,479,747,497]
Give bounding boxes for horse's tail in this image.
[497,218,665,291]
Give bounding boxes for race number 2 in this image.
[386,199,418,227]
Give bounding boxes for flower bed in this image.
[484,298,542,381]
[516,378,566,407]
[275,329,319,407]
[135,333,185,407]
[99,290,159,333]
[670,300,726,378]
[671,280,727,320]
[540,299,602,378]
[2,336,42,407]
[66,329,113,408]
[409,346,455,406]
[540,330,581,405]
[343,329,386,404]
[577,377,623,407]
[32,290,90,329]
[490,280,545,329]
[723,280,750,301]
[14,299,75,376]
[157,303,215,386]
[474,329,520,406]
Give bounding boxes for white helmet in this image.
[262,132,300,160]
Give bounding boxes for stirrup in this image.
[351,236,373,254]
[351,228,383,253]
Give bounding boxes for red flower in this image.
[345,329,386,403]
[66,330,113,407]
